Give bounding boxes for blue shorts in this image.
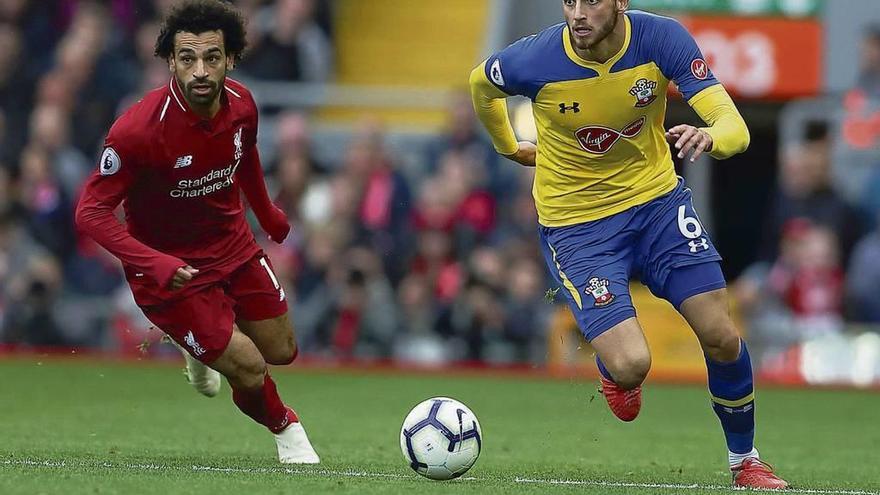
[539,179,726,342]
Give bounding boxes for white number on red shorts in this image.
[259,257,286,302]
[677,205,704,239]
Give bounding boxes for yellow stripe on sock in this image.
[548,243,583,310]
[711,392,755,408]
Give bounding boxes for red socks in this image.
[232,373,298,434]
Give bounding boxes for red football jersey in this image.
[76,78,273,306]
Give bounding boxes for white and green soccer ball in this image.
[399,397,482,480]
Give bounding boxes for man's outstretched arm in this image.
[666,85,750,163]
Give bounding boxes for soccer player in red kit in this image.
[74,0,319,464]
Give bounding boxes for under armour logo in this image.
[559,102,580,114]
[689,238,709,253]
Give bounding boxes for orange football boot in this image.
[732,458,789,490]
[599,376,642,422]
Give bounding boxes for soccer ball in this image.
[399,397,482,480]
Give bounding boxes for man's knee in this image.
[681,289,742,363]
[226,357,267,390]
[702,320,741,363]
[605,350,651,390]
[264,333,298,366]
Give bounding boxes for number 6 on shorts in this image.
[677,204,703,239]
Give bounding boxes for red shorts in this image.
[142,253,288,364]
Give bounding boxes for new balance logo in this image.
[689,238,709,253]
[174,155,193,168]
[559,102,580,114]
[184,330,206,356]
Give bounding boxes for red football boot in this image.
[599,376,642,422]
[732,458,789,490]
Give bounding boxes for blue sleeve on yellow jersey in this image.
[628,11,718,100]
[484,23,597,100]
[485,12,716,101]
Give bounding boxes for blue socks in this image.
[596,355,613,381]
[706,340,756,455]
[599,340,757,465]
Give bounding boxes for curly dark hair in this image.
[154,0,247,61]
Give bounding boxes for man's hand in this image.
[503,141,537,167]
[171,265,199,290]
[259,205,291,244]
[666,125,713,162]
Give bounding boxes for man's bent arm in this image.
[469,61,520,156]
[75,173,185,289]
[688,85,750,159]
[235,145,290,243]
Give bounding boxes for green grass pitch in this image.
[1,358,878,495]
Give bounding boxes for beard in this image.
[176,74,224,108]
[573,13,618,50]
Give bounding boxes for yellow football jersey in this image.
[471,11,743,227]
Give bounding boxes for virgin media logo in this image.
[574,117,646,154]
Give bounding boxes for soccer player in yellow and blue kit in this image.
[470,0,788,489]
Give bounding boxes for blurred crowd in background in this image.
[731,26,880,368]
[1,0,880,372]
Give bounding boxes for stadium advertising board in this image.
[680,16,823,99]
[631,0,823,16]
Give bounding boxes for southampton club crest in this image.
[585,277,615,307]
[629,78,657,108]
